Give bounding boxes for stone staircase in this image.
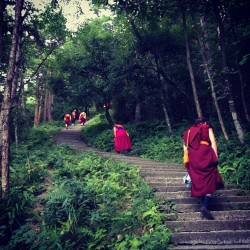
[55,124,250,249]
[138,164,250,249]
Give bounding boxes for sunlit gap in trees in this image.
[32,0,114,32]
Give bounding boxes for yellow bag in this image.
[183,129,190,168]
[183,148,189,168]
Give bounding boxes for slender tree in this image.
[0,0,6,64]
[189,3,229,140]
[1,0,24,198]
[180,2,202,117]
[213,0,244,144]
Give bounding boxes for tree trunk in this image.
[134,98,141,123]
[213,0,244,144]
[34,74,40,126]
[105,105,113,128]
[0,0,6,64]
[161,90,172,134]
[1,0,24,198]
[189,9,229,140]
[38,80,44,125]
[93,101,97,112]
[238,66,250,123]
[43,84,49,123]
[11,36,22,103]
[12,45,23,147]
[47,91,54,121]
[180,3,203,117]
[156,64,172,133]
[231,24,250,124]
[20,79,26,111]
[14,108,18,148]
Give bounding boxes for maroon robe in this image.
[64,114,71,126]
[114,125,132,152]
[182,124,224,197]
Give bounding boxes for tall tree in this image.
[0,0,6,64]
[213,0,245,144]
[1,0,24,198]
[189,2,229,140]
[180,2,203,117]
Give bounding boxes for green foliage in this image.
[5,151,171,249]
[0,189,34,242]
[23,121,62,149]
[217,133,250,190]
[35,4,68,44]
[83,119,184,163]
[83,117,250,190]
[1,121,171,249]
[0,122,62,247]
[82,114,113,151]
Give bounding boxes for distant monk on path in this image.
[113,123,132,155]
[79,111,87,126]
[64,114,71,129]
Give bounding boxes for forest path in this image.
[54,123,250,250]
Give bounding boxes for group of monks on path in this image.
[63,113,224,220]
[64,110,132,155]
[64,109,87,128]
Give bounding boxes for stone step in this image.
[147,183,238,191]
[165,210,250,221]
[165,219,250,232]
[111,159,181,168]
[144,176,184,185]
[169,230,250,245]
[171,244,250,250]
[148,184,192,192]
[156,189,248,198]
[159,195,250,204]
[138,167,184,172]
[162,201,250,213]
[137,165,184,170]
[111,158,176,165]
[55,135,82,140]
[140,171,187,178]
[149,182,185,187]
[139,170,188,180]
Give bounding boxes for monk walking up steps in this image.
[182,117,224,220]
[78,111,87,126]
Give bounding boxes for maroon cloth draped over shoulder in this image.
[114,125,132,152]
[182,124,224,197]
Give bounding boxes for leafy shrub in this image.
[82,114,113,151]
[217,133,250,190]
[0,122,63,247]
[0,188,34,245]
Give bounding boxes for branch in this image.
[25,47,57,83]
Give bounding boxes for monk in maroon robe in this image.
[113,123,132,154]
[78,112,86,126]
[71,109,77,125]
[182,117,224,219]
[64,114,71,129]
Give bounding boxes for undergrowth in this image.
[0,121,171,249]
